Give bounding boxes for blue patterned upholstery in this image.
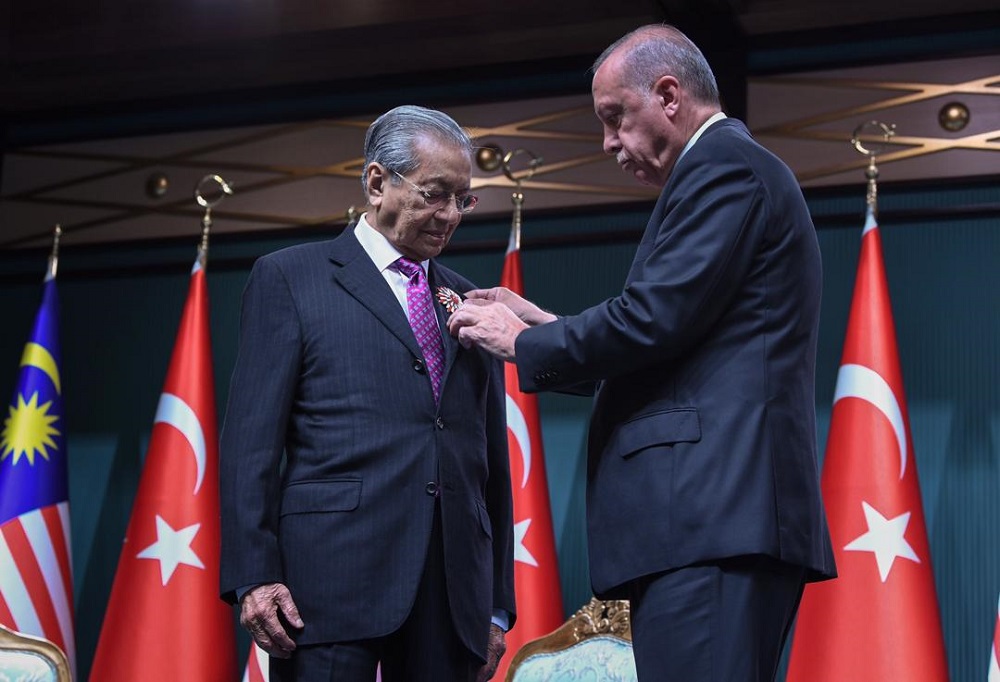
[509,634,637,681]
[506,598,637,682]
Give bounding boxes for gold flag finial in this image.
[851,120,895,218]
[500,148,543,252]
[45,224,62,282]
[194,174,234,268]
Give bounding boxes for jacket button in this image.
[435,417,445,429]
[412,358,425,373]
[425,482,440,497]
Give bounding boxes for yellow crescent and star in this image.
[0,342,62,466]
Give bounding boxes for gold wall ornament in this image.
[475,143,504,172]
[938,101,970,132]
[146,172,169,199]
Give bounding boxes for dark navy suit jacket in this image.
[515,119,836,598]
[219,227,515,660]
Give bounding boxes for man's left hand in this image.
[476,623,507,682]
[447,299,527,360]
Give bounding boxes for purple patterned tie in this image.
[392,257,445,403]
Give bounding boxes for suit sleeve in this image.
[516,144,768,392]
[484,355,517,626]
[219,256,302,602]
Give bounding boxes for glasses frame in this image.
[391,170,478,214]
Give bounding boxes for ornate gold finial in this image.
[194,174,234,266]
[851,121,895,216]
[46,224,62,282]
[499,148,543,252]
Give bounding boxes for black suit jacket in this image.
[516,119,836,597]
[219,227,515,659]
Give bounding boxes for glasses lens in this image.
[457,195,478,213]
[422,192,448,208]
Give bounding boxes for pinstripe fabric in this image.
[220,228,515,665]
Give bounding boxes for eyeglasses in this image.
[392,170,479,214]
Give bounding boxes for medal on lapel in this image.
[435,286,463,313]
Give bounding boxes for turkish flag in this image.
[493,226,564,681]
[90,254,238,681]
[787,209,948,681]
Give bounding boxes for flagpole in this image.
[46,224,61,282]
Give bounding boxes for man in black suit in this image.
[448,24,836,682]
[220,105,515,682]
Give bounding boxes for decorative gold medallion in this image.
[436,286,463,313]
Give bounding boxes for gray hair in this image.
[592,24,719,106]
[362,105,474,191]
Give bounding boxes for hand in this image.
[447,299,527,361]
[475,623,507,682]
[240,582,304,659]
[464,287,556,327]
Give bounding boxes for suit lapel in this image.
[427,262,461,385]
[327,230,424,359]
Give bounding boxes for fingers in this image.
[240,583,302,659]
[475,625,507,682]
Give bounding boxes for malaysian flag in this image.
[0,261,75,674]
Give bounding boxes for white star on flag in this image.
[844,501,920,582]
[136,514,205,585]
[514,518,538,567]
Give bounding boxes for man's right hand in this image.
[240,582,304,658]
[464,287,557,327]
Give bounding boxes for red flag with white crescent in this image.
[493,227,564,682]
[90,256,238,681]
[787,209,948,681]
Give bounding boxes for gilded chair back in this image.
[506,598,637,682]
[0,624,71,682]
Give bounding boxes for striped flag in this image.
[89,250,237,680]
[494,222,564,681]
[989,593,999,681]
[0,271,75,673]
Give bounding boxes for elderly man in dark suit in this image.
[220,105,515,682]
[448,24,836,682]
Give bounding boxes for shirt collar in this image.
[679,111,728,162]
[354,213,429,274]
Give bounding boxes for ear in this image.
[652,75,681,118]
[366,163,386,207]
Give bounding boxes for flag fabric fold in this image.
[787,208,948,681]
[989,593,999,682]
[243,642,269,682]
[0,276,75,673]
[89,256,237,681]
[494,227,564,681]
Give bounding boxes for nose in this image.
[602,127,620,156]
[436,197,463,224]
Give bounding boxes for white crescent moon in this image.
[833,363,907,480]
[154,392,206,494]
[505,393,531,489]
